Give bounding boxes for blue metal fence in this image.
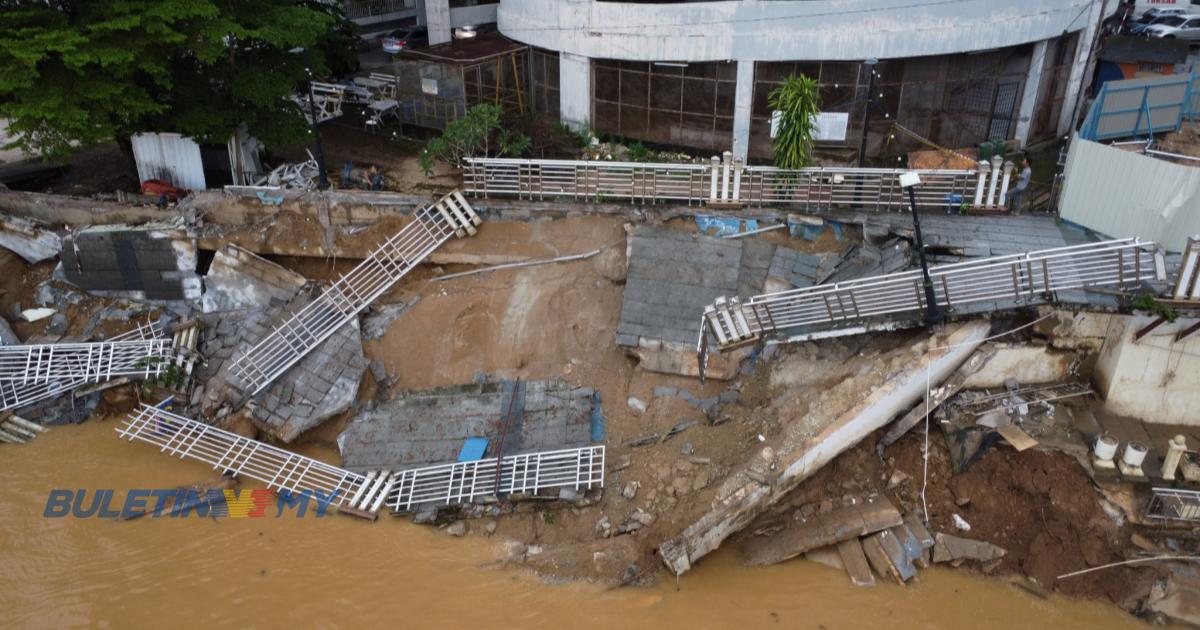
[1081,73,1199,141]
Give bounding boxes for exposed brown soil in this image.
[737,425,1159,612]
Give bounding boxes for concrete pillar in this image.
[559,52,592,131]
[731,60,755,160]
[1014,39,1048,148]
[1164,435,1188,481]
[1058,0,1106,136]
[426,0,451,46]
[415,0,427,26]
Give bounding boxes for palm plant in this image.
[768,74,821,169]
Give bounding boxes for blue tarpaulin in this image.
[458,437,489,462]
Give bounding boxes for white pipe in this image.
[709,156,721,200]
[433,249,601,281]
[732,158,744,202]
[973,161,988,207]
[985,155,1003,207]
[998,160,1014,206]
[721,224,787,239]
[721,151,733,201]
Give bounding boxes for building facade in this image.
[491,0,1112,161]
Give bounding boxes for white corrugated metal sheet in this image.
[1060,136,1200,252]
[131,132,206,190]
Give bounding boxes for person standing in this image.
[1009,157,1031,214]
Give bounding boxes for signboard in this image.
[769,111,850,142]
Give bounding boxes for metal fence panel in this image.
[1081,73,1195,141]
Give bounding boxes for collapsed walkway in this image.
[118,403,605,518]
[703,238,1163,350]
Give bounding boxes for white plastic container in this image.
[1094,435,1119,461]
[1123,441,1149,467]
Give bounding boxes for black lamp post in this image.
[856,58,878,168]
[901,173,942,325]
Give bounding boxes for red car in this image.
[140,179,187,203]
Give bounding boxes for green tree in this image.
[0,0,346,161]
[767,74,821,169]
[419,104,531,175]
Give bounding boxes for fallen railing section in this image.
[703,238,1164,351]
[228,191,481,396]
[387,445,606,513]
[463,155,983,211]
[1146,487,1200,523]
[0,322,174,412]
[117,404,395,516]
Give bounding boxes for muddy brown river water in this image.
[0,420,1148,629]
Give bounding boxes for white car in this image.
[1145,14,1200,39]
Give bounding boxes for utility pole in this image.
[900,172,942,325]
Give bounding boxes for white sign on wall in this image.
[421,78,439,96]
[770,111,850,142]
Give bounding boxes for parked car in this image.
[381,26,427,54]
[1145,14,1200,39]
[1127,9,1188,34]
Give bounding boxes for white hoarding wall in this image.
[1060,136,1200,252]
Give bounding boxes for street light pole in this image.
[293,46,330,190]
[305,80,331,190]
[856,58,878,168]
[902,175,942,325]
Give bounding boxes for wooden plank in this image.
[861,535,900,584]
[740,497,903,566]
[836,539,876,587]
[996,423,1038,451]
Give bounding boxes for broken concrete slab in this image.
[659,321,991,575]
[932,532,1007,564]
[361,297,420,340]
[248,317,367,442]
[741,496,902,566]
[879,345,997,449]
[0,213,60,263]
[60,224,200,301]
[200,243,306,313]
[0,316,18,345]
[616,225,773,379]
[338,379,596,470]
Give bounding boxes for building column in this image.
[1057,0,1106,136]
[559,52,592,131]
[414,0,426,26]
[1014,39,1049,148]
[426,0,451,46]
[731,60,755,160]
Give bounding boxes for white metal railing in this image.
[387,445,606,512]
[228,191,481,396]
[463,155,984,211]
[1146,487,1200,522]
[0,322,172,412]
[704,238,1164,349]
[117,404,394,514]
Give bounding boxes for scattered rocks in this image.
[618,508,655,534]
[595,515,612,538]
[622,481,640,499]
[444,520,467,537]
[610,454,632,472]
[627,397,647,413]
[483,520,497,536]
[886,469,910,490]
[680,442,695,456]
